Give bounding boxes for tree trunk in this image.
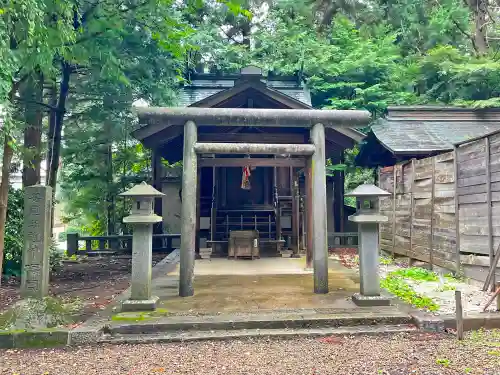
[46,62,71,231]
[106,132,115,235]
[0,134,14,285]
[469,0,489,55]
[22,74,44,187]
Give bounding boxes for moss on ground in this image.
[0,296,82,331]
[111,308,171,322]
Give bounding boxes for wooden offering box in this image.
[228,230,260,259]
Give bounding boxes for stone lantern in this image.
[119,181,164,311]
[346,183,391,306]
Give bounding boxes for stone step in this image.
[107,310,413,335]
[99,324,418,345]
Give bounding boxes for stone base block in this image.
[411,311,445,333]
[121,296,159,312]
[68,326,102,346]
[290,253,301,258]
[352,293,392,307]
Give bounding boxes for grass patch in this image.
[391,267,438,282]
[434,284,456,292]
[381,273,439,311]
[469,328,500,348]
[435,358,450,367]
[379,256,394,265]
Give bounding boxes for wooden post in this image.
[391,166,396,256]
[453,147,461,273]
[311,123,328,294]
[455,290,464,340]
[273,163,282,241]
[291,167,299,254]
[179,120,197,297]
[486,137,495,290]
[430,157,435,269]
[67,233,79,257]
[497,282,500,311]
[410,159,415,259]
[306,157,313,268]
[210,165,216,243]
[195,166,201,259]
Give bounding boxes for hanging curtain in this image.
[241,166,251,190]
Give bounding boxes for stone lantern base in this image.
[352,293,392,307]
[121,296,160,312]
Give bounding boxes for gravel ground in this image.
[2,332,500,375]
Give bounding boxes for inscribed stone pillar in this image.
[311,123,329,294]
[180,120,198,297]
[22,185,52,299]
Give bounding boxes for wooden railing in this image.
[328,232,359,249]
[66,233,181,256]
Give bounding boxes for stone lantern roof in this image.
[345,184,390,197]
[120,181,164,197]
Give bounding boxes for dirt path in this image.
[1,332,499,374]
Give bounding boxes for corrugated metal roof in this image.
[372,118,500,154]
[177,78,311,107]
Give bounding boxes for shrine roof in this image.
[178,73,312,107]
[356,106,500,167]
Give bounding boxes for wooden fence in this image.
[66,233,181,256]
[379,131,500,284]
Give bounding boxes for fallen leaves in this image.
[317,336,343,344]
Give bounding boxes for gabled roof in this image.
[179,69,312,107]
[357,106,500,167]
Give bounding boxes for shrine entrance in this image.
[131,66,370,297]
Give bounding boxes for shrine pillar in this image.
[179,120,197,297]
[311,123,329,294]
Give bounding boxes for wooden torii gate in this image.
[135,106,371,297]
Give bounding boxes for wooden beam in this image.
[198,158,306,168]
[198,132,305,144]
[194,142,316,155]
[134,107,371,135]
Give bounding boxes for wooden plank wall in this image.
[378,152,456,271]
[379,132,500,279]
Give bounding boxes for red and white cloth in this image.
[241,166,251,190]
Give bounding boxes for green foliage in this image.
[434,284,456,292]
[435,358,450,367]
[381,272,439,311]
[3,188,23,278]
[379,256,394,265]
[2,188,63,278]
[391,267,439,282]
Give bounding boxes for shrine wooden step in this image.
[99,324,418,345]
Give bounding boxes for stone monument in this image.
[21,185,52,299]
[346,184,391,306]
[119,182,164,311]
